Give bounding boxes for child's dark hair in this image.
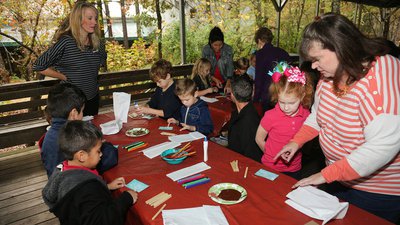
[234,57,250,70]
[59,120,102,160]
[175,78,197,96]
[208,26,224,45]
[191,58,211,79]
[254,27,273,44]
[269,69,314,109]
[47,83,86,119]
[149,59,172,81]
[231,75,253,103]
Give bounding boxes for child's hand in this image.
[215,80,223,88]
[180,123,195,132]
[126,190,138,204]
[107,177,126,190]
[167,118,178,125]
[212,87,219,93]
[135,105,149,115]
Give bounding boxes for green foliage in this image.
[0,0,399,84]
[106,38,156,72]
[161,22,213,64]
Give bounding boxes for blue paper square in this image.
[255,169,279,181]
[126,179,149,192]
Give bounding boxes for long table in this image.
[94,113,393,225]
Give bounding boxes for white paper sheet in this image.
[200,96,219,103]
[142,142,180,159]
[168,131,205,143]
[285,186,349,225]
[166,162,211,181]
[162,205,229,225]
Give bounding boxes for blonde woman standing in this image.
[34,1,106,116]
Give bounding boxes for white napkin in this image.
[99,120,122,135]
[168,131,205,143]
[162,205,229,225]
[200,96,219,103]
[142,142,180,159]
[113,92,131,123]
[285,186,349,225]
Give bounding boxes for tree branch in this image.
[0,31,38,57]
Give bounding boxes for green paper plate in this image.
[208,183,247,205]
[125,128,149,137]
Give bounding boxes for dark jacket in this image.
[41,118,118,177]
[193,74,212,91]
[178,99,213,136]
[148,82,181,120]
[228,102,263,162]
[254,43,290,111]
[42,166,133,225]
[202,44,234,82]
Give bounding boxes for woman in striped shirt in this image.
[275,13,400,223]
[33,1,106,116]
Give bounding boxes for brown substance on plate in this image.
[131,130,145,135]
[218,189,241,201]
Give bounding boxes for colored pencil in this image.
[182,177,209,187]
[127,143,148,152]
[123,141,144,149]
[177,173,205,184]
[184,178,210,189]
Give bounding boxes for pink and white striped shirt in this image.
[293,55,400,196]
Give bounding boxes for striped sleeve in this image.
[322,114,400,182]
[33,38,67,71]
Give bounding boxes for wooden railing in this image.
[0,64,193,149]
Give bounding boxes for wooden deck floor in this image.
[0,147,59,225]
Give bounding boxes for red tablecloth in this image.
[206,94,264,136]
[94,114,393,225]
[205,95,234,136]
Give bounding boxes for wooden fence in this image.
[0,65,193,149]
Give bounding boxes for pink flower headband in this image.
[268,62,306,85]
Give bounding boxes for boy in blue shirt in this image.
[41,83,118,177]
[167,78,213,136]
[135,59,181,119]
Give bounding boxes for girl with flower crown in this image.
[255,62,314,179]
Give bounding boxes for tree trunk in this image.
[155,0,162,59]
[252,0,266,28]
[356,4,363,28]
[135,0,142,38]
[120,0,129,49]
[104,0,113,38]
[96,0,105,40]
[331,0,340,14]
[380,8,390,39]
[205,0,211,15]
[293,0,306,50]
[320,0,325,14]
